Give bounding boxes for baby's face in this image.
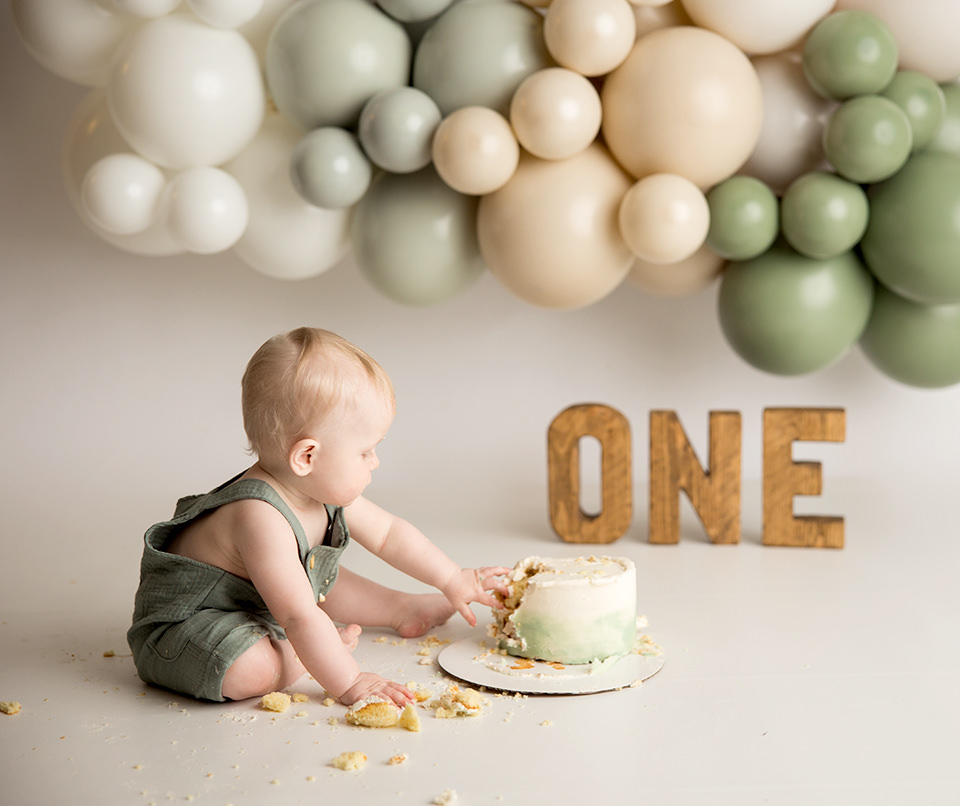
[305,382,395,506]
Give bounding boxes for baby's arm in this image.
[237,503,413,706]
[345,497,510,626]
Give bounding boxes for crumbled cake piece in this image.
[322,697,336,707]
[432,789,458,805]
[291,692,310,703]
[405,682,433,702]
[0,701,22,716]
[398,703,421,732]
[259,692,291,713]
[432,685,489,718]
[345,697,399,728]
[388,753,408,765]
[331,751,367,771]
[418,634,449,648]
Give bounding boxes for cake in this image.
[492,556,636,664]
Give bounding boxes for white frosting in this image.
[492,556,637,664]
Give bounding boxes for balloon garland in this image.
[11,0,960,387]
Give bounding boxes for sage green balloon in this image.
[823,95,912,183]
[412,0,553,116]
[880,71,947,152]
[377,0,454,24]
[705,175,778,261]
[860,284,960,389]
[802,10,898,100]
[780,171,869,260]
[290,127,372,209]
[351,167,485,305]
[358,86,441,174]
[861,152,960,305]
[718,241,874,376]
[266,0,411,131]
[927,82,960,158]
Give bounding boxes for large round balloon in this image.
[706,175,779,261]
[107,13,265,169]
[718,241,875,375]
[780,171,869,260]
[741,53,835,193]
[266,0,411,131]
[681,0,834,55]
[477,143,634,309]
[860,152,960,305]
[412,0,553,116]
[836,0,960,83]
[860,284,960,389]
[351,167,485,306]
[225,114,352,280]
[601,26,763,189]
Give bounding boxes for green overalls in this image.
[127,474,349,701]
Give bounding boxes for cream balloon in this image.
[160,167,249,254]
[509,68,602,160]
[836,0,960,82]
[187,0,265,28]
[224,114,352,280]
[681,0,835,55]
[741,53,836,193]
[544,0,637,77]
[81,153,166,235]
[432,107,520,196]
[11,0,139,87]
[628,243,725,297]
[618,174,709,264]
[633,1,694,37]
[62,90,183,256]
[477,143,634,309]
[601,26,763,189]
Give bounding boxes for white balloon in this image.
[160,167,249,254]
[62,90,183,255]
[681,0,835,55]
[187,0,264,28]
[105,0,181,17]
[225,115,353,280]
[81,153,166,234]
[11,0,139,87]
[235,0,295,64]
[741,53,836,193]
[627,243,724,297]
[836,0,960,82]
[106,13,265,169]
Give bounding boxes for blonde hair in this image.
[241,327,394,459]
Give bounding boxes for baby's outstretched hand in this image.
[338,673,414,708]
[441,566,512,627]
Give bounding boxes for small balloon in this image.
[160,167,249,254]
[823,95,912,184]
[81,153,166,235]
[543,0,636,77]
[618,174,709,265]
[880,71,947,153]
[358,87,442,174]
[706,175,779,261]
[802,10,898,100]
[187,0,265,28]
[376,0,455,24]
[927,83,960,159]
[780,171,869,260]
[509,68,602,161]
[290,128,372,210]
[432,107,519,196]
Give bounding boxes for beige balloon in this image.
[633,1,694,38]
[477,143,634,309]
[601,26,763,189]
[628,243,725,297]
[544,0,637,77]
[432,106,520,196]
[618,173,709,264]
[509,68,602,160]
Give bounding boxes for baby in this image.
[128,327,508,706]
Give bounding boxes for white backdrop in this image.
[2,4,958,622]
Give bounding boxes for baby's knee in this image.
[222,637,283,700]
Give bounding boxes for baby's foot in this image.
[339,624,362,651]
[393,594,456,639]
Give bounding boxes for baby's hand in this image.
[338,673,415,708]
[441,566,512,627]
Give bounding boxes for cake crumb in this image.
[102,650,116,658]
[0,701,22,715]
[540,720,553,727]
[291,692,310,703]
[331,751,367,771]
[388,753,408,765]
[398,703,421,732]
[322,697,336,707]
[432,789,458,805]
[259,692,291,713]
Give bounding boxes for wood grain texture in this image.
[763,408,845,548]
[649,410,742,544]
[548,404,632,544]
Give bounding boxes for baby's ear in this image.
[289,438,319,477]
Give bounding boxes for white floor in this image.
[2,478,958,806]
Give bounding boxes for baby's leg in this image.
[221,636,306,701]
[321,567,456,639]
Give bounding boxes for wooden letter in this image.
[548,404,632,543]
[763,408,845,548]
[649,411,742,544]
